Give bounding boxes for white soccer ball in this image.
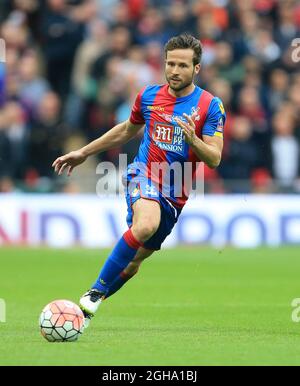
[39,300,84,342]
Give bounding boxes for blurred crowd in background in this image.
[0,0,299,194]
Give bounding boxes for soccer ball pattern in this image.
[39,300,84,342]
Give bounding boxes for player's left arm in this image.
[192,133,223,169]
[175,98,225,169]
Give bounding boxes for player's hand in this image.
[175,113,197,146]
[52,150,87,176]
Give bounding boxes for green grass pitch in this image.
[1,246,300,366]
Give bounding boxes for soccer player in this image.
[52,34,225,328]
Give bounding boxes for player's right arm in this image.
[52,120,144,176]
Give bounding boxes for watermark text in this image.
[0,39,5,62]
[0,299,6,323]
[95,154,205,200]
[291,38,300,63]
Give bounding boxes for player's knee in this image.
[132,221,159,242]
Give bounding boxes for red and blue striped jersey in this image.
[129,84,226,208]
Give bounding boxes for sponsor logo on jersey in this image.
[153,122,185,154]
[147,105,165,112]
[153,123,174,144]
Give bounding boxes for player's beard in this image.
[166,70,195,92]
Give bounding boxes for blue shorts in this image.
[123,165,182,251]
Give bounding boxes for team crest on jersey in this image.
[153,122,185,154]
[191,106,200,122]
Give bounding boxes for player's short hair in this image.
[164,34,203,66]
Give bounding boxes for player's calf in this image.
[105,247,155,299]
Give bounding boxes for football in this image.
[39,300,84,342]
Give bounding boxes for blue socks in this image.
[105,268,139,299]
[92,229,142,295]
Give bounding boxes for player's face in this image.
[165,49,200,92]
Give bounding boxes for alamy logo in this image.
[95,154,205,199]
[291,298,300,322]
[0,39,5,62]
[291,38,300,63]
[0,299,6,323]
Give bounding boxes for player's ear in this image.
[195,63,201,74]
